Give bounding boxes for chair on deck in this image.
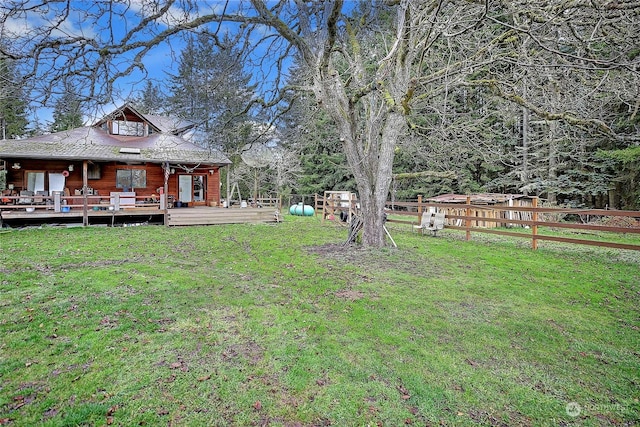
[17,190,34,204]
[1,189,12,204]
[413,211,446,236]
[34,190,48,204]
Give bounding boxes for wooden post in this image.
[350,192,356,222]
[253,169,258,207]
[532,196,538,250]
[163,161,169,226]
[465,195,472,241]
[417,194,423,225]
[225,165,231,208]
[82,160,88,226]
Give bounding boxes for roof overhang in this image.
[0,127,231,166]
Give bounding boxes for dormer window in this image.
[111,120,146,137]
[93,105,193,136]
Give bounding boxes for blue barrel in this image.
[289,203,314,216]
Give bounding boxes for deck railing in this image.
[0,193,161,212]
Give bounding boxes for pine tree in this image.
[167,33,255,152]
[49,88,84,132]
[0,56,28,139]
[278,59,353,195]
[167,33,259,202]
[132,80,165,115]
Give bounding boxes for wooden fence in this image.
[315,193,640,251]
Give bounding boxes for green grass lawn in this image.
[1,216,639,426]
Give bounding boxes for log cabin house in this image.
[0,104,278,227]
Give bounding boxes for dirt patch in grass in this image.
[222,341,265,366]
[305,243,360,258]
[306,243,442,278]
[334,289,366,301]
[1,259,141,276]
[468,408,531,427]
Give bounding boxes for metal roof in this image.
[0,127,231,165]
[140,114,195,134]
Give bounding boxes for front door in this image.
[178,175,192,205]
[178,174,206,206]
[192,175,206,206]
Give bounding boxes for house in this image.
[0,104,252,226]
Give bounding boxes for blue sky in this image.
[3,1,282,128]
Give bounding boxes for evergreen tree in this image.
[0,55,28,139]
[278,59,354,196]
[167,33,255,152]
[167,33,260,202]
[289,107,353,195]
[597,146,640,210]
[49,88,84,132]
[132,80,165,115]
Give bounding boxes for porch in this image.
[0,193,281,227]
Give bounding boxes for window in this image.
[48,173,65,195]
[116,169,146,190]
[26,172,45,192]
[87,163,101,179]
[111,120,145,136]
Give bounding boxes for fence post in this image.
[532,196,538,250]
[465,195,471,241]
[417,194,423,224]
[319,193,325,223]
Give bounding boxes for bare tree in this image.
[1,0,638,246]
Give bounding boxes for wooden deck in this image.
[0,206,163,227]
[0,206,281,227]
[167,207,280,226]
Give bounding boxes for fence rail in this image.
[315,193,640,251]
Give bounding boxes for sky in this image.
[1,1,282,129]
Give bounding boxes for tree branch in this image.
[466,79,640,142]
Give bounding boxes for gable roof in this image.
[0,106,230,166]
[92,104,196,135]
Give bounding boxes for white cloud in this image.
[126,0,228,28]
[1,4,96,44]
[1,15,32,37]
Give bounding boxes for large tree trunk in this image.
[307,0,411,248]
[315,74,408,246]
[345,112,404,247]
